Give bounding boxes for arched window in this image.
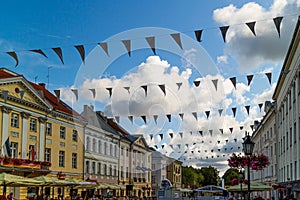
[104,142,107,155]
[86,137,91,152]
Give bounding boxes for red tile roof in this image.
[0,68,80,117]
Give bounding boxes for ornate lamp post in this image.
[242,133,255,200]
[239,170,244,200]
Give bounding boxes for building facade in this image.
[166,158,182,189]
[81,105,121,197]
[251,101,277,200]
[272,19,300,199]
[0,68,85,199]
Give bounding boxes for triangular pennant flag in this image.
[179,113,184,120]
[185,144,189,147]
[209,130,213,136]
[146,36,156,55]
[89,89,96,99]
[141,115,147,124]
[178,144,181,149]
[225,140,228,143]
[106,88,113,98]
[218,109,223,116]
[217,141,220,144]
[273,16,283,38]
[193,80,200,87]
[219,129,223,134]
[190,131,193,135]
[229,127,233,134]
[230,77,236,89]
[232,107,237,118]
[98,42,109,56]
[176,82,182,90]
[170,144,173,149]
[115,116,120,123]
[169,132,173,139]
[52,47,64,64]
[258,103,263,112]
[247,75,254,86]
[19,90,25,100]
[246,21,256,36]
[74,45,85,63]
[2,90,8,103]
[54,89,60,99]
[179,132,183,138]
[29,49,48,58]
[212,79,218,91]
[191,150,194,154]
[141,85,147,96]
[194,30,203,42]
[149,134,153,140]
[153,115,158,125]
[128,116,133,124]
[154,145,158,149]
[159,134,163,140]
[166,114,171,122]
[240,126,244,130]
[71,89,78,101]
[170,33,183,49]
[123,87,130,94]
[245,105,250,115]
[219,26,229,43]
[250,125,254,131]
[6,52,19,67]
[199,131,203,136]
[122,40,131,56]
[265,72,272,85]
[192,112,197,120]
[234,138,237,142]
[158,84,166,96]
[205,111,210,119]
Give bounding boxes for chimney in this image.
[83,105,89,112]
[90,105,94,111]
[38,83,46,88]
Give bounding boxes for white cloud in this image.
[217,55,228,64]
[213,0,300,72]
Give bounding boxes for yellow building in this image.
[166,159,182,189]
[0,68,85,199]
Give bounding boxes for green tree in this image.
[199,166,219,186]
[222,168,239,186]
[182,166,204,188]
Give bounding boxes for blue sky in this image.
[0,0,299,175]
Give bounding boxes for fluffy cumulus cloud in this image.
[213,0,300,72]
[61,55,275,175]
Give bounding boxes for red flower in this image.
[228,153,270,170]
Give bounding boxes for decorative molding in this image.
[1,106,12,113]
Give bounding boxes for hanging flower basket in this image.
[228,153,270,170]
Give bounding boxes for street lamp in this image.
[239,170,244,200]
[242,133,255,200]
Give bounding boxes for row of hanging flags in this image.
[53,71,280,102]
[3,16,286,67]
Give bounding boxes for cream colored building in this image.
[0,68,85,199]
[272,19,300,199]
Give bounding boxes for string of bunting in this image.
[3,15,290,67]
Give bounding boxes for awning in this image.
[227,182,273,192]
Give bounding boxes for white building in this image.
[272,19,300,199]
[251,101,277,200]
[151,150,168,197]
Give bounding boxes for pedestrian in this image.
[7,192,13,200]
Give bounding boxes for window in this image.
[293,82,296,102]
[115,145,118,157]
[59,151,65,167]
[46,123,52,136]
[30,118,37,132]
[121,147,123,156]
[85,161,90,173]
[103,164,107,175]
[290,128,292,147]
[114,165,117,176]
[92,139,96,152]
[294,123,297,144]
[104,142,107,155]
[72,153,77,169]
[98,141,102,154]
[11,142,18,158]
[86,137,90,151]
[110,144,113,156]
[121,166,124,178]
[72,130,78,142]
[60,126,65,139]
[109,165,112,176]
[126,167,129,178]
[45,148,51,162]
[92,162,96,174]
[11,113,19,128]
[98,163,101,175]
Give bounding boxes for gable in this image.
[0,77,52,110]
[134,136,148,148]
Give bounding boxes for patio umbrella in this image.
[227,182,273,192]
[33,176,70,186]
[0,172,42,186]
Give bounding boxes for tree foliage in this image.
[222,168,239,186]
[182,166,204,188]
[199,166,219,186]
